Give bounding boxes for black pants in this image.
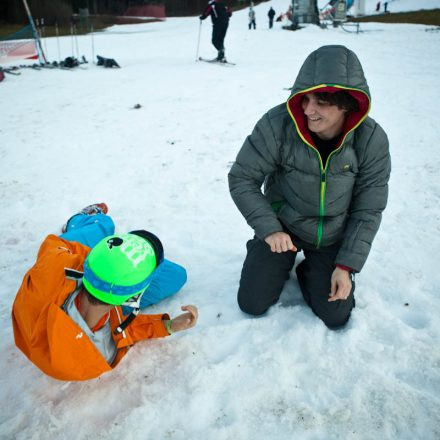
[269,18,274,28]
[237,237,355,328]
[212,22,228,51]
[249,20,256,29]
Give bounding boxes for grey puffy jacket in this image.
[228,45,391,272]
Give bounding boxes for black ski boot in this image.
[216,49,226,62]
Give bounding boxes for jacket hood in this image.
[287,45,371,152]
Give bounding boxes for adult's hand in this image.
[264,232,297,253]
[170,305,198,332]
[328,267,352,302]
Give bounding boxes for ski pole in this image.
[73,22,80,59]
[70,20,74,57]
[36,18,44,63]
[195,19,202,61]
[90,21,95,63]
[41,18,48,63]
[55,21,61,63]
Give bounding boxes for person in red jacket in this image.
[12,203,198,381]
[199,0,232,62]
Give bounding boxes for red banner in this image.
[0,40,38,63]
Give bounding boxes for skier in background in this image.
[199,0,232,62]
[268,7,276,28]
[12,203,198,381]
[286,5,293,21]
[249,5,256,30]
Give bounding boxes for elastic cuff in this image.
[164,319,173,335]
[336,264,353,272]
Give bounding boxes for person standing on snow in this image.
[268,7,276,28]
[12,203,198,381]
[228,45,391,328]
[199,0,232,62]
[248,6,256,30]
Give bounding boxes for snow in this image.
[318,0,440,14]
[1,0,440,439]
[366,0,440,13]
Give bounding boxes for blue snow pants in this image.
[60,213,186,312]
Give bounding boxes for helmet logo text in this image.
[120,235,154,268]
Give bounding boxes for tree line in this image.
[0,0,252,25]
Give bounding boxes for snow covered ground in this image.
[363,0,440,13]
[1,0,440,438]
[318,0,440,14]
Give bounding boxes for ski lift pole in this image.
[195,19,202,61]
[22,0,47,63]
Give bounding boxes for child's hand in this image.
[170,305,198,332]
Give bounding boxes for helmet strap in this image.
[113,291,145,334]
[121,292,143,309]
[114,307,140,335]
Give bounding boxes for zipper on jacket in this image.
[316,145,344,247]
[316,171,326,247]
[305,145,326,248]
[312,147,347,248]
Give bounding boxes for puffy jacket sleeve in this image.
[125,313,171,343]
[228,113,284,240]
[336,122,391,272]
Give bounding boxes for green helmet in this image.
[83,233,157,305]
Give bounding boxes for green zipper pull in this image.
[317,171,326,248]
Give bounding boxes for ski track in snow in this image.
[1,0,440,438]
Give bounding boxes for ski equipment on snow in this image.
[0,66,21,76]
[97,55,120,68]
[198,56,235,66]
[195,19,203,61]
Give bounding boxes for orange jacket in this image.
[12,234,170,381]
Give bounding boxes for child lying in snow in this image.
[12,203,198,381]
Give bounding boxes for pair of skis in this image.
[198,57,235,66]
[1,56,89,76]
[0,66,21,76]
[0,64,49,76]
